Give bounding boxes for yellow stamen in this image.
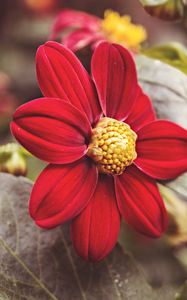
[87,117,137,175]
[101,10,147,51]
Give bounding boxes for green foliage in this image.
[142,43,187,75]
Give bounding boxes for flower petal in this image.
[115,165,168,238]
[29,159,98,228]
[91,42,138,120]
[36,41,101,124]
[135,120,187,180]
[71,175,120,262]
[125,88,156,131]
[63,28,102,52]
[50,9,100,39]
[11,98,90,164]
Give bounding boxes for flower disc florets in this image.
[87,117,137,175]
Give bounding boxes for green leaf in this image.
[142,43,187,75]
[0,173,154,300]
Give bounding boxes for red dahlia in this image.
[11,41,187,261]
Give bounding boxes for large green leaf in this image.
[0,173,154,300]
[142,43,187,76]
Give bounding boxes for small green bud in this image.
[139,0,184,21]
[159,183,187,246]
[0,143,31,176]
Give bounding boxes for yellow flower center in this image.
[101,10,147,51]
[87,117,137,175]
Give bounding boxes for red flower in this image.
[50,9,102,52]
[11,41,187,261]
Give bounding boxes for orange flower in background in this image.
[50,9,147,52]
[22,0,59,13]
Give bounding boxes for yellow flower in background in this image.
[50,9,147,52]
[101,10,147,51]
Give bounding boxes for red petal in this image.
[71,175,120,262]
[11,98,90,164]
[125,88,156,131]
[50,9,100,39]
[36,41,101,124]
[29,159,98,228]
[91,42,138,120]
[135,120,187,180]
[63,28,102,52]
[115,165,168,238]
